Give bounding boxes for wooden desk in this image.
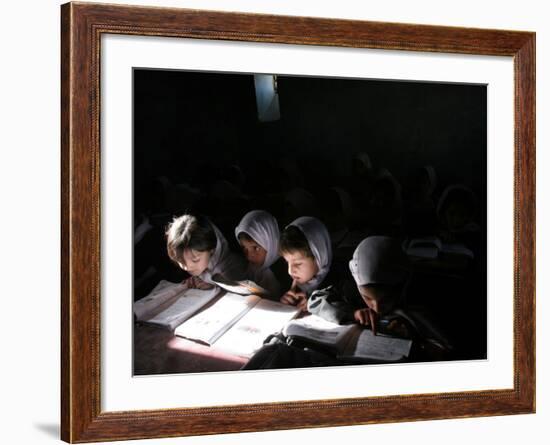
[133,323,248,375]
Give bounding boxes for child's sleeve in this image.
[307,285,355,324]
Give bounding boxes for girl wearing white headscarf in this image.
[368,168,403,229]
[166,214,246,288]
[279,216,333,309]
[310,236,451,354]
[307,236,406,325]
[349,236,410,323]
[348,236,451,352]
[235,210,281,298]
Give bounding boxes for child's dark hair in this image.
[166,214,217,264]
[279,225,313,258]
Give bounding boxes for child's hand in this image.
[280,288,308,311]
[354,308,379,335]
[184,276,214,290]
[295,291,308,312]
[386,319,411,338]
[280,289,299,305]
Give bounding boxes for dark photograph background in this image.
[133,68,487,364]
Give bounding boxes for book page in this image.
[145,287,220,331]
[211,275,269,296]
[213,299,300,358]
[343,329,412,362]
[175,293,260,345]
[283,315,358,351]
[133,280,187,320]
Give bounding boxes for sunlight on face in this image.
[282,250,319,285]
[177,248,211,276]
[239,238,267,267]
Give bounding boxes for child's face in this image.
[358,284,398,316]
[239,238,267,267]
[444,202,471,232]
[282,250,319,285]
[177,248,211,276]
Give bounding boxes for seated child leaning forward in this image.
[166,214,246,290]
[308,236,452,359]
[350,236,451,355]
[235,210,282,299]
[279,216,332,312]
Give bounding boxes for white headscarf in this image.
[287,216,332,294]
[200,221,245,284]
[349,236,409,286]
[235,210,280,269]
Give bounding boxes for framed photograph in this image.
[61,2,535,442]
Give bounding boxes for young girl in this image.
[348,236,410,331]
[279,216,332,311]
[235,210,281,299]
[166,214,246,289]
[367,168,403,233]
[348,236,452,358]
[403,165,438,237]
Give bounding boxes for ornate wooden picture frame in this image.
[61,2,535,442]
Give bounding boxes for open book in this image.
[405,236,474,261]
[283,315,412,363]
[134,280,221,331]
[175,293,300,358]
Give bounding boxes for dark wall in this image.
[134,69,486,217]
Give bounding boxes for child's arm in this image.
[353,307,379,335]
[182,276,215,290]
[307,285,355,324]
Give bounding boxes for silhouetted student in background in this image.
[165,182,203,217]
[282,188,319,226]
[275,157,304,193]
[279,216,333,312]
[134,211,158,299]
[436,184,480,244]
[321,186,354,248]
[403,165,438,237]
[308,236,452,360]
[348,152,375,228]
[165,214,246,289]
[235,210,282,300]
[367,169,403,235]
[221,163,246,192]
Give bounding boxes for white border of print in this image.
[101,34,514,412]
